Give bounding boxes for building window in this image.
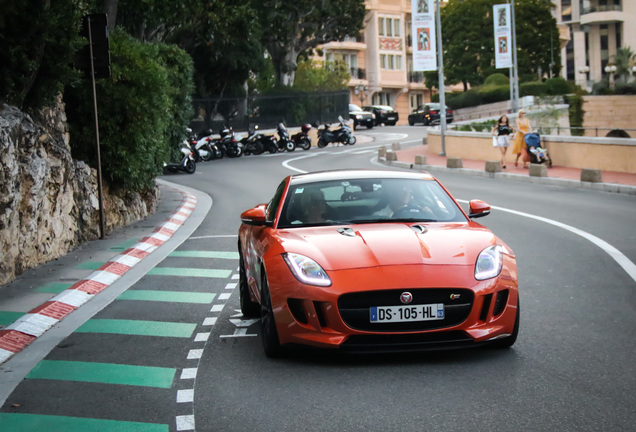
[378,17,385,36]
[379,16,401,38]
[380,54,403,70]
[600,24,609,73]
[561,0,571,21]
[373,92,392,106]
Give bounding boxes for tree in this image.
[251,0,366,87]
[293,59,350,92]
[434,0,560,90]
[612,47,635,83]
[0,0,85,110]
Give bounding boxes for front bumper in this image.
[267,261,518,352]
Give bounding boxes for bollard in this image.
[447,157,463,168]
[529,163,548,177]
[378,146,386,158]
[414,155,427,165]
[386,151,397,162]
[581,168,602,183]
[485,160,502,173]
[391,142,401,151]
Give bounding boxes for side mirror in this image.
[468,200,491,219]
[240,204,269,226]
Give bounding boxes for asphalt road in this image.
[2,126,635,432]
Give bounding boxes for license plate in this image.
[370,304,444,323]
[387,116,396,120]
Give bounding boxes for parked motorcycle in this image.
[291,123,312,151]
[164,140,196,174]
[240,125,266,156]
[276,122,296,152]
[215,126,243,158]
[317,116,356,147]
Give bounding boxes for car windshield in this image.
[349,104,363,112]
[277,178,466,228]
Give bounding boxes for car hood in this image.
[278,223,497,270]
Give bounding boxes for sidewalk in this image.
[386,142,636,194]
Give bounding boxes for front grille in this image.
[338,288,474,332]
[340,331,475,352]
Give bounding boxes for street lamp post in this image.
[604,64,617,89]
[578,65,590,89]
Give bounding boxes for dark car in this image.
[362,105,399,126]
[349,104,375,129]
[408,103,454,126]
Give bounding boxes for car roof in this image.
[365,105,394,110]
[289,169,435,185]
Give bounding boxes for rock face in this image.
[0,101,158,286]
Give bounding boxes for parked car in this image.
[408,103,454,126]
[349,104,375,129]
[362,105,399,126]
[238,169,519,357]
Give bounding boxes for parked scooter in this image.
[291,123,312,151]
[276,122,296,152]
[164,140,196,174]
[215,126,243,158]
[317,116,356,148]
[190,128,214,162]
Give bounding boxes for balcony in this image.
[322,35,366,51]
[580,4,625,25]
[350,68,366,80]
[408,72,425,83]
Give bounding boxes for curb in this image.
[0,189,198,365]
[381,159,636,195]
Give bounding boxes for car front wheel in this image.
[239,251,259,318]
[489,299,520,349]
[261,272,282,357]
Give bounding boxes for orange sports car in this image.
[238,170,519,357]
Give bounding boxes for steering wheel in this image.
[392,205,427,219]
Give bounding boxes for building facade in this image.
[555,0,636,88]
[320,0,433,124]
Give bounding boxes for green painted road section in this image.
[34,282,73,293]
[77,319,196,338]
[75,261,105,270]
[0,311,24,326]
[0,413,168,432]
[117,290,216,304]
[147,267,231,278]
[110,238,142,251]
[26,360,176,388]
[169,250,239,259]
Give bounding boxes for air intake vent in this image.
[287,299,308,324]
[493,290,509,317]
[480,294,493,322]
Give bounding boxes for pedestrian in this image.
[512,109,531,168]
[492,115,512,168]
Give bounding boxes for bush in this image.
[520,81,547,97]
[484,73,510,86]
[567,90,585,136]
[615,82,636,95]
[477,85,510,104]
[545,77,573,95]
[66,30,194,192]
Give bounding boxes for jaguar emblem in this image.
[400,292,413,304]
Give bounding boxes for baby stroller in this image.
[523,133,552,167]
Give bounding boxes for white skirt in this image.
[497,135,511,147]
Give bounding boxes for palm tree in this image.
[612,47,635,83]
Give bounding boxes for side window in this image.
[266,180,287,223]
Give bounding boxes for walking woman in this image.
[512,109,531,168]
[492,115,512,168]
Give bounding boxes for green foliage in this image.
[567,90,585,136]
[611,46,635,83]
[292,60,349,92]
[477,85,510,104]
[545,77,573,95]
[520,81,547,97]
[615,82,636,95]
[0,0,85,110]
[66,30,194,192]
[484,73,510,86]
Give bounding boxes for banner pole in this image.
[436,0,446,156]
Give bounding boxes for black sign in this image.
[75,13,111,79]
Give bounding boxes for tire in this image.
[183,159,196,174]
[260,273,282,357]
[347,135,357,145]
[252,142,264,155]
[285,141,296,152]
[490,299,520,349]
[408,118,415,126]
[239,249,260,318]
[201,145,213,161]
[318,138,327,148]
[366,124,374,129]
[300,137,311,150]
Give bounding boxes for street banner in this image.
[493,4,513,69]
[412,0,437,71]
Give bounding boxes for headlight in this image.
[356,115,362,119]
[283,253,332,286]
[475,245,503,280]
